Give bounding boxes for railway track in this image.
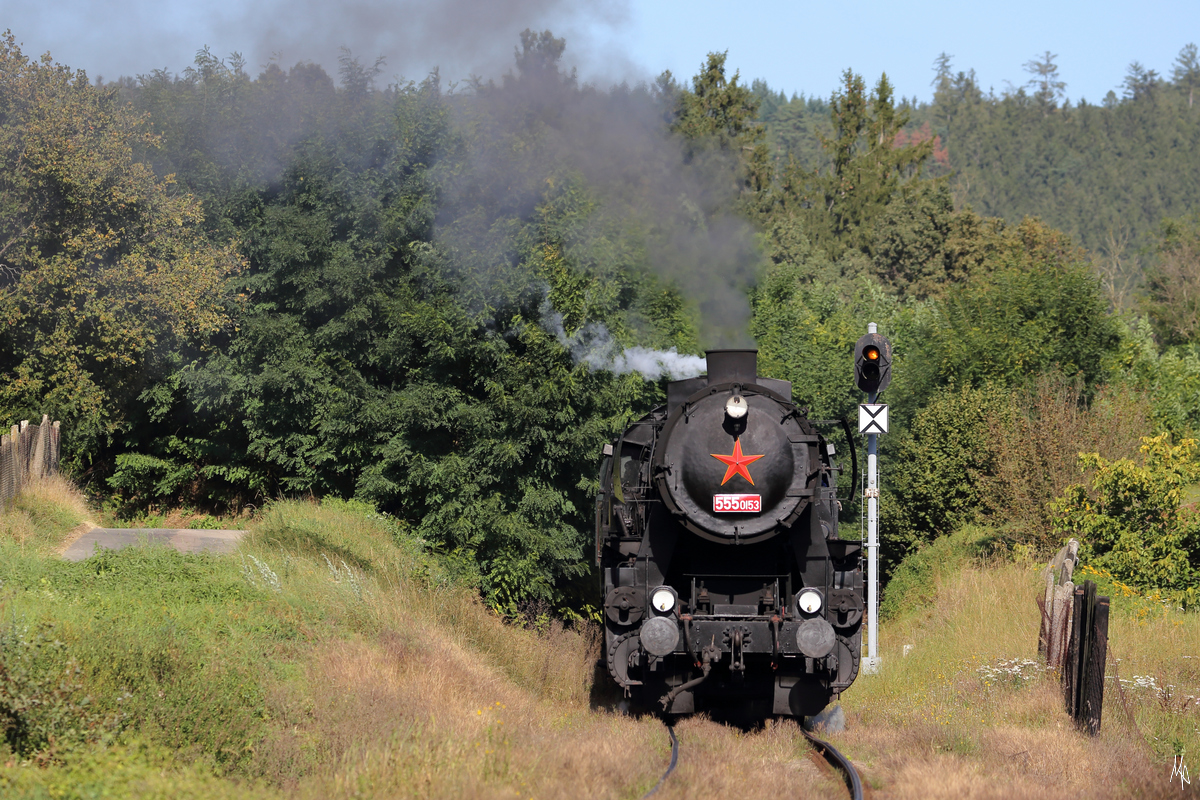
[640,724,678,798]
[802,727,864,800]
[641,720,862,800]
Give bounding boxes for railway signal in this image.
[854,332,892,394]
[857,324,890,676]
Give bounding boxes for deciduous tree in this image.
[0,33,242,466]
[1144,214,1200,346]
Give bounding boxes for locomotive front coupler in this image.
[730,628,746,673]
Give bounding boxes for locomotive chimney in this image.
[705,350,758,385]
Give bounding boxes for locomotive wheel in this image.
[607,631,641,688]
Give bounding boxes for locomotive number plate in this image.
[713,494,761,513]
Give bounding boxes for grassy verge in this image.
[2,482,1195,797]
[0,476,92,555]
[835,527,1199,798]
[0,488,842,799]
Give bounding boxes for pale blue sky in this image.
[616,1,1200,104]
[9,0,1199,103]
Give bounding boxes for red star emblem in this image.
[710,439,766,486]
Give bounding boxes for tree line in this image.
[1,30,1197,612]
[754,44,1200,265]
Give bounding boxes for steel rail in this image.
[802,728,863,800]
[640,723,679,798]
[636,719,861,800]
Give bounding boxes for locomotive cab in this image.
[597,350,864,718]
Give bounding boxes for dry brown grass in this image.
[836,555,1199,798]
[654,717,842,798]
[234,501,1200,798]
[269,634,660,799]
[233,500,850,799]
[839,683,1174,798]
[0,475,94,553]
[267,633,843,799]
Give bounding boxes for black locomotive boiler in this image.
[596,349,863,718]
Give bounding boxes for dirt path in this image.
[62,527,245,561]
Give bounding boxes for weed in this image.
[321,554,367,600]
[241,554,282,593]
[0,622,127,765]
[1113,673,1200,714]
[976,658,1050,688]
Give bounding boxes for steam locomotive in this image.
[596,349,863,718]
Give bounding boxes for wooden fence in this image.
[1039,539,1079,670]
[0,415,61,506]
[1037,538,1110,735]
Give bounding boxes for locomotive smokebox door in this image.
[652,351,816,544]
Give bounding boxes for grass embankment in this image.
[0,476,93,554]
[0,484,842,799]
[835,527,1199,798]
[1,483,1196,797]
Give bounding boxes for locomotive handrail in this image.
[839,416,857,502]
[809,418,858,503]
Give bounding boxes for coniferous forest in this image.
[3,30,1200,614]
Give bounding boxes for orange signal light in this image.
[865,346,880,361]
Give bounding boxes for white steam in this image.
[541,299,705,381]
[610,346,706,381]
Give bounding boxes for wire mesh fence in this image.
[0,414,61,506]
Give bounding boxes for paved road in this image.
[62,528,246,561]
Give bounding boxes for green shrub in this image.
[0,623,126,764]
[903,218,1122,405]
[1051,433,1200,606]
[107,453,197,514]
[976,377,1149,547]
[879,525,1001,621]
[883,377,1149,570]
[881,384,1012,568]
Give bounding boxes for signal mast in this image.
[854,323,891,675]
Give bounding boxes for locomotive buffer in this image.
[855,323,892,675]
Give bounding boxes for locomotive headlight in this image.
[797,589,823,615]
[725,394,748,419]
[650,587,676,613]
